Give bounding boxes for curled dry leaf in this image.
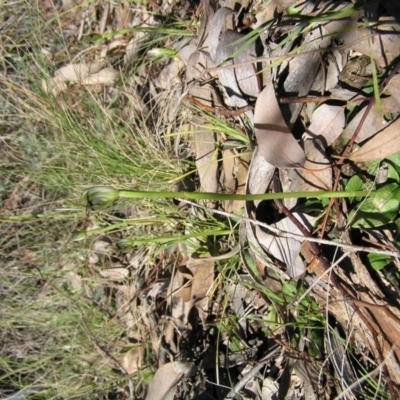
[244,147,276,267]
[185,50,219,197]
[288,137,332,191]
[306,104,345,147]
[254,83,306,168]
[348,117,400,162]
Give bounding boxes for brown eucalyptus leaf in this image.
[121,347,143,375]
[196,0,216,49]
[288,137,332,191]
[208,7,234,62]
[288,105,344,192]
[244,148,281,272]
[190,127,219,195]
[145,361,196,400]
[254,83,306,168]
[221,148,249,213]
[282,27,333,125]
[254,0,298,28]
[348,118,400,162]
[187,257,214,306]
[216,30,260,100]
[186,51,219,196]
[42,61,116,95]
[168,270,191,323]
[99,267,129,280]
[209,7,259,109]
[307,104,345,146]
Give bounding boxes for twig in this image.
[279,95,331,103]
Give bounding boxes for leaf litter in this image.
[5,0,400,399]
[163,0,400,392]
[164,0,400,397]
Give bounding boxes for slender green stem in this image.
[81,186,372,211]
[119,190,369,201]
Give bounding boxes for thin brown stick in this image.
[279,95,331,103]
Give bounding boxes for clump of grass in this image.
[0,0,193,398]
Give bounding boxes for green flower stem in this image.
[82,186,372,211]
[118,189,369,201]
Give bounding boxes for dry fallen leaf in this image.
[221,148,249,213]
[186,51,219,198]
[306,104,345,146]
[209,7,259,109]
[99,267,129,280]
[288,137,332,191]
[187,256,214,307]
[343,97,400,142]
[254,84,306,168]
[121,347,143,375]
[348,117,400,162]
[145,361,196,400]
[288,104,344,192]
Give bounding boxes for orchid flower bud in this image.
[81,186,120,210]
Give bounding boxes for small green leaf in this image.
[265,305,279,330]
[367,253,390,271]
[395,219,400,244]
[386,153,400,174]
[148,47,177,59]
[345,175,368,203]
[140,367,154,384]
[385,161,400,184]
[346,175,364,192]
[350,183,400,228]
